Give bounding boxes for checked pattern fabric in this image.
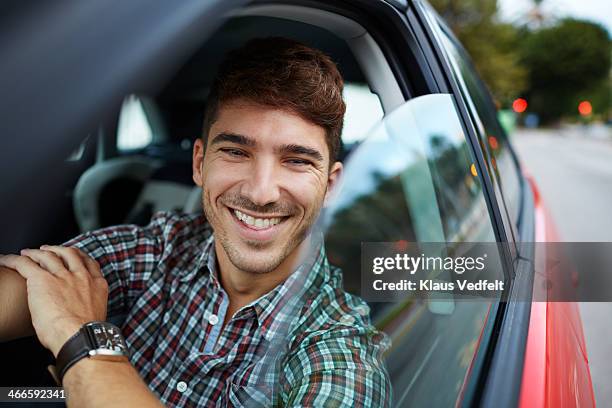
[65,211,392,407]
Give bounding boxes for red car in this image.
[0,0,594,406]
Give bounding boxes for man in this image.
[0,38,391,406]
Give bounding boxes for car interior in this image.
[2,4,501,407]
[72,6,401,234]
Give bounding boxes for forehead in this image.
[211,100,327,151]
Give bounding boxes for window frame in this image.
[435,19,524,243]
[410,1,517,255]
[408,1,537,407]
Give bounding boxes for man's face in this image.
[193,99,342,275]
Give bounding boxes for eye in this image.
[285,158,313,166]
[220,148,247,158]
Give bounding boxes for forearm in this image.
[0,266,34,341]
[63,358,164,408]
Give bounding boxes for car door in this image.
[0,1,519,405]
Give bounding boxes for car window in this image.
[117,95,154,152]
[438,31,523,230]
[116,94,170,154]
[341,82,384,147]
[323,94,504,407]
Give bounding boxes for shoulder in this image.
[66,211,211,246]
[286,274,390,373]
[64,211,212,266]
[152,211,211,247]
[280,281,392,406]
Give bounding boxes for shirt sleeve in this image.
[62,212,169,318]
[281,328,392,407]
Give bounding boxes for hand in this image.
[0,246,108,356]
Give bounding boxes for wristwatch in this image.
[55,321,129,384]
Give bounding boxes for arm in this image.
[62,358,163,407]
[281,326,392,407]
[0,246,165,407]
[0,266,33,341]
[1,212,168,342]
[285,368,390,407]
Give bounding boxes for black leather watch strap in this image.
[55,328,91,384]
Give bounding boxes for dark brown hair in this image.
[202,37,345,162]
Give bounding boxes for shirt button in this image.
[176,381,188,393]
[208,314,219,325]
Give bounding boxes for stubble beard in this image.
[202,191,322,275]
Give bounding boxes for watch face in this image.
[87,323,128,354]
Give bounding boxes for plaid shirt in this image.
[65,212,391,407]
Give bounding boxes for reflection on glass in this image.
[441,31,522,225]
[322,94,502,407]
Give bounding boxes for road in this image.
[513,127,612,406]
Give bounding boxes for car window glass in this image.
[117,95,153,152]
[342,83,384,146]
[439,32,522,229]
[323,94,504,407]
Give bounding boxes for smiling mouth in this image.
[230,208,288,230]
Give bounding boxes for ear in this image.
[192,138,205,187]
[323,161,343,206]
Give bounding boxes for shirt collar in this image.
[178,233,215,283]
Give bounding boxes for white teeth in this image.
[233,209,282,229]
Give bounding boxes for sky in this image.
[498,0,612,33]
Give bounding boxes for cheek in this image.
[202,160,244,199]
[282,171,328,211]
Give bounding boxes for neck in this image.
[214,236,312,314]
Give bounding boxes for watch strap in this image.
[55,328,90,384]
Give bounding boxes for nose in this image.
[241,157,281,207]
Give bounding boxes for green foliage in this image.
[429,0,528,104]
[520,19,611,122]
[429,2,611,123]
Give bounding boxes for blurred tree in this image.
[520,19,611,122]
[429,0,527,104]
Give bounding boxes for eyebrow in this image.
[277,144,325,163]
[210,132,257,147]
[211,132,325,163]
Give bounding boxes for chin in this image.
[233,254,282,274]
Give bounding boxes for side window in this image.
[341,82,384,147]
[116,95,168,154]
[323,94,504,407]
[439,31,523,228]
[117,95,154,152]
